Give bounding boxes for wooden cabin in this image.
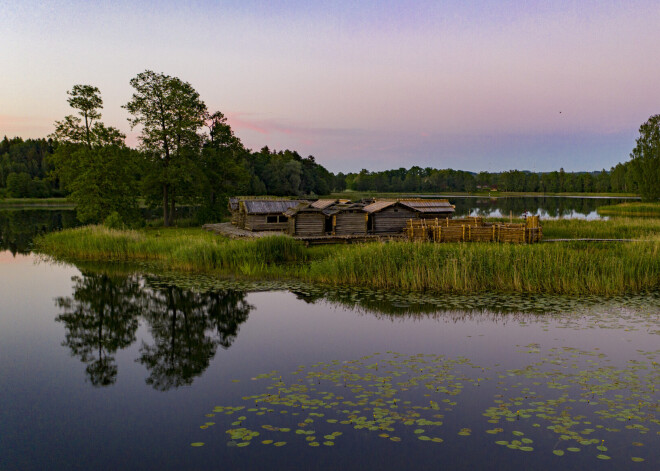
[398,199,455,221]
[240,199,303,231]
[325,203,367,235]
[284,203,329,236]
[363,201,419,234]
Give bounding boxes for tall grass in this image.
[306,239,660,295]
[36,224,660,295]
[35,226,309,276]
[597,202,660,217]
[541,217,660,239]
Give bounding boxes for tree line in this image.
[1,70,658,225]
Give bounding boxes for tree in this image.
[51,85,124,148]
[49,85,138,224]
[124,70,207,226]
[51,145,142,223]
[630,114,660,201]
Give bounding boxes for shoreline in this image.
[35,221,660,296]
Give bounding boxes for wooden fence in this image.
[406,216,542,244]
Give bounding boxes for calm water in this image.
[1,252,658,471]
[449,195,637,219]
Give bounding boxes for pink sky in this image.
[2,0,659,172]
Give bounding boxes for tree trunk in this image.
[163,184,170,227]
[169,186,176,226]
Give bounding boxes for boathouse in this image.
[240,199,303,231]
[363,201,419,234]
[284,201,333,236]
[325,203,368,235]
[399,199,455,220]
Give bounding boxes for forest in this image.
[0,70,657,226]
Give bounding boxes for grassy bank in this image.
[36,222,659,295]
[597,202,660,217]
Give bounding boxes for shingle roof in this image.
[399,200,455,213]
[311,199,338,209]
[363,201,396,213]
[242,200,303,214]
[228,197,239,211]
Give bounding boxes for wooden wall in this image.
[334,212,367,235]
[293,213,326,236]
[245,215,289,231]
[372,206,418,233]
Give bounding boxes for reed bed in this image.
[306,239,660,295]
[596,202,660,217]
[36,224,660,295]
[35,226,312,276]
[541,217,660,239]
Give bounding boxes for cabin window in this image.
[278,215,288,223]
[393,209,399,212]
[266,215,278,223]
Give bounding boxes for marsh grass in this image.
[541,217,660,239]
[36,223,660,295]
[596,202,660,217]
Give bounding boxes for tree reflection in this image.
[138,282,252,391]
[55,272,143,386]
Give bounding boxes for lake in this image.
[1,254,659,470]
[0,200,658,470]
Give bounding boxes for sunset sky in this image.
[2,0,660,173]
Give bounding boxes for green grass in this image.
[35,221,660,295]
[597,202,660,217]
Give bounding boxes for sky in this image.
[2,0,660,173]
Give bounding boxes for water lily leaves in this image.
[596,454,611,460]
[190,442,204,447]
[196,347,659,461]
[631,457,644,462]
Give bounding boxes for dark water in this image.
[0,209,80,254]
[0,254,658,471]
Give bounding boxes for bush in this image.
[103,212,124,229]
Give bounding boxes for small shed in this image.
[363,201,419,234]
[284,203,328,236]
[228,197,240,226]
[240,199,303,231]
[325,203,367,235]
[399,199,455,221]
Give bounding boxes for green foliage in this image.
[50,145,141,224]
[629,114,660,201]
[104,211,124,229]
[124,70,208,226]
[6,172,31,197]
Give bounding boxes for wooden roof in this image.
[311,199,338,210]
[242,200,304,215]
[363,199,455,214]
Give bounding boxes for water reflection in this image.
[450,196,635,219]
[138,283,252,391]
[56,273,142,386]
[0,209,79,254]
[55,271,252,389]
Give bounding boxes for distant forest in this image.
[0,134,639,200]
[1,70,655,226]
